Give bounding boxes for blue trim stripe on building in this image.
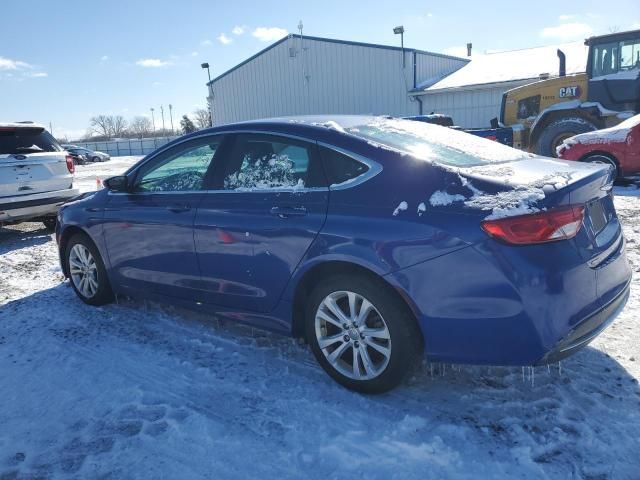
[207,34,469,86]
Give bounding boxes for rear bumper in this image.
[386,230,631,366]
[536,278,630,364]
[0,188,80,223]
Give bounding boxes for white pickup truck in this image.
[0,122,79,231]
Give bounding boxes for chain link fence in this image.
[72,136,180,157]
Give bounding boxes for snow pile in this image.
[225,154,303,190]
[561,114,640,149]
[428,175,546,219]
[464,186,546,220]
[393,201,408,216]
[429,191,466,206]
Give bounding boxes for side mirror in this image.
[103,175,129,192]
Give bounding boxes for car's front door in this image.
[194,133,329,313]
[102,135,220,300]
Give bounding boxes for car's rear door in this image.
[102,135,221,301]
[193,132,329,313]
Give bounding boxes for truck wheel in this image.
[535,117,597,157]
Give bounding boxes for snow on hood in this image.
[562,114,640,149]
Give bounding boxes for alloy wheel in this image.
[69,244,99,298]
[314,291,391,380]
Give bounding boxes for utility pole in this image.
[150,108,156,133]
[168,104,174,134]
[160,105,166,134]
[49,122,53,136]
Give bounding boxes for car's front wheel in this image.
[306,274,421,393]
[92,156,101,162]
[66,233,114,305]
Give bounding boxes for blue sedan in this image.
[55,116,631,393]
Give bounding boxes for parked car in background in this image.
[1,122,79,231]
[56,116,630,393]
[66,150,88,166]
[62,145,111,162]
[404,114,514,146]
[557,114,640,179]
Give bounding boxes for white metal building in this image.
[412,41,589,128]
[207,34,468,126]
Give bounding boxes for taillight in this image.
[481,205,585,245]
[65,155,75,174]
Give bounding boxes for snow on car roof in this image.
[425,41,588,91]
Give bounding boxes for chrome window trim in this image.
[117,129,381,195]
[316,142,382,191]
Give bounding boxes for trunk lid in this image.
[458,156,618,264]
[0,152,72,198]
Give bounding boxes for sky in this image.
[1,0,638,140]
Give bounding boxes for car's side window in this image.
[221,134,325,190]
[319,146,370,186]
[134,138,220,193]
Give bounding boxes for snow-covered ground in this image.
[1,157,639,479]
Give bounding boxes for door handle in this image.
[270,206,307,218]
[166,204,191,213]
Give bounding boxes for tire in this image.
[535,117,597,157]
[92,156,101,163]
[582,153,620,179]
[42,217,56,232]
[65,233,114,306]
[306,274,422,393]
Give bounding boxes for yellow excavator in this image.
[500,29,640,156]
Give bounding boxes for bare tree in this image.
[193,108,212,129]
[129,116,152,138]
[108,115,128,138]
[89,115,112,138]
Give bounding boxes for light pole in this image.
[150,108,156,133]
[393,25,405,68]
[201,62,213,126]
[160,105,166,134]
[168,104,174,134]
[201,62,211,83]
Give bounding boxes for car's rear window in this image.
[347,118,531,167]
[0,127,62,155]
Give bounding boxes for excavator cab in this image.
[587,30,640,112]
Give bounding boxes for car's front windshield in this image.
[347,118,532,167]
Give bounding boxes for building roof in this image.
[423,41,589,93]
[207,34,468,86]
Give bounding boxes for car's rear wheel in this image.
[582,153,619,179]
[66,234,114,305]
[306,274,421,393]
[42,217,56,232]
